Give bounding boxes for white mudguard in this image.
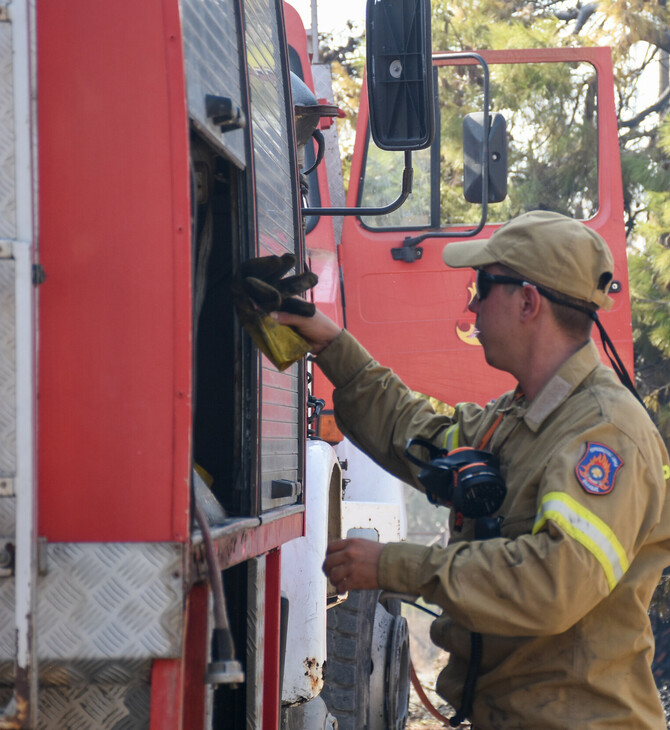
[280,439,340,704]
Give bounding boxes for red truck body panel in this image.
[37,0,192,542]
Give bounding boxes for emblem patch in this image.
[575,442,623,495]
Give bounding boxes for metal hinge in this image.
[391,236,423,262]
[0,6,9,23]
[205,94,246,133]
[32,264,46,285]
[0,537,48,578]
[271,479,302,500]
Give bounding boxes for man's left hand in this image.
[323,538,385,593]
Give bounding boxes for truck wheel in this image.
[321,589,378,729]
[369,598,410,730]
[321,591,410,729]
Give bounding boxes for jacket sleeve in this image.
[378,420,668,637]
[316,329,461,486]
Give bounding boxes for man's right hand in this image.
[272,308,342,355]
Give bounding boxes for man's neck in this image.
[515,337,588,402]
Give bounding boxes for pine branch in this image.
[555,2,598,34]
[631,296,670,305]
[619,86,670,128]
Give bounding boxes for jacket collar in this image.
[523,339,601,432]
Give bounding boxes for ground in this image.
[405,604,465,729]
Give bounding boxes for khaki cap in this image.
[442,211,615,310]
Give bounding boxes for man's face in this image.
[468,264,521,372]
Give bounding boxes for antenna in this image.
[310,0,319,63]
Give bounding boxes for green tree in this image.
[318,26,365,188]
[567,2,670,444]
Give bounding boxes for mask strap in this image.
[533,283,644,407]
[590,311,644,406]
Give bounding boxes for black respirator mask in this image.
[405,438,506,519]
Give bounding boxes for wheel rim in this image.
[386,615,410,729]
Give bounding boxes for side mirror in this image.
[366,0,435,151]
[463,112,508,203]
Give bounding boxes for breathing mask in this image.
[405,438,506,519]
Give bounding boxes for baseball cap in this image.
[442,211,615,311]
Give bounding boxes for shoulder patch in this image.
[575,442,623,495]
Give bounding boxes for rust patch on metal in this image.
[188,510,303,587]
[0,638,33,728]
[303,656,323,695]
[0,667,31,728]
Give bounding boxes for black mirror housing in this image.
[366,0,435,151]
[463,112,508,203]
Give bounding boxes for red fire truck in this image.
[0,0,630,727]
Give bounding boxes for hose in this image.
[409,660,451,726]
[193,495,243,683]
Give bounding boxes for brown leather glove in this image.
[239,253,317,316]
[234,253,318,371]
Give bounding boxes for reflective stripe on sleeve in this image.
[443,424,459,452]
[532,491,629,592]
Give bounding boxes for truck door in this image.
[339,47,631,407]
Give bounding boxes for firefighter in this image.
[273,211,670,729]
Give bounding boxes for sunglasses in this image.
[475,270,529,301]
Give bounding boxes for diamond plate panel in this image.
[0,22,16,239]
[0,543,184,666]
[0,679,151,730]
[0,260,15,477]
[37,681,151,730]
[0,496,14,535]
[0,543,181,728]
[0,658,151,688]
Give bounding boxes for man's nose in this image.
[468,295,480,314]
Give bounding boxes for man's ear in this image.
[519,284,542,322]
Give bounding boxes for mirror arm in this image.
[394,53,490,260]
[301,151,413,217]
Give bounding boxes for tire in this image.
[369,598,410,730]
[281,696,338,730]
[321,590,378,729]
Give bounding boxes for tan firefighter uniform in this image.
[316,329,670,729]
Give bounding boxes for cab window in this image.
[359,60,599,229]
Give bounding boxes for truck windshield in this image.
[359,60,598,228]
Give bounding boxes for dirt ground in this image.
[404,604,465,729]
[407,660,455,729]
